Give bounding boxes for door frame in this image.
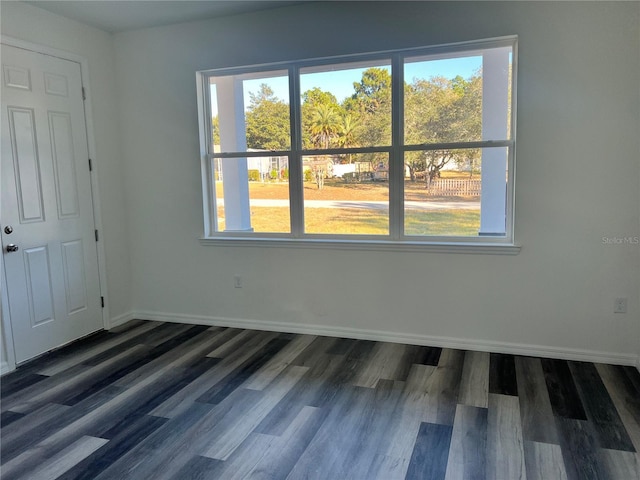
[1,35,110,374]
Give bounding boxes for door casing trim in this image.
[0,35,110,373]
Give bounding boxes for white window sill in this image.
[199,237,521,255]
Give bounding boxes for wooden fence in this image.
[426,178,481,196]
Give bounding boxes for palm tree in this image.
[309,104,339,149]
[308,104,340,189]
[337,114,360,163]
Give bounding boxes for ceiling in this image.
[26,1,310,33]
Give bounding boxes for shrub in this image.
[248,169,260,182]
[343,172,357,183]
[304,169,313,182]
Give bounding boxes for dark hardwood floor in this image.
[1,320,639,479]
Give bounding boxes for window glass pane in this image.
[209,70,290,153]
[302,153,389,235]
[300,60,392,149]
[213,156,290,233]
[404,47,512,145]
[404,147,508,237]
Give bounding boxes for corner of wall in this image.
[108,311,136,330]
[1,361,12,376]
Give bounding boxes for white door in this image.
[1,44,102,364]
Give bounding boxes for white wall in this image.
[1,2,132,324]
[112,1,639,364]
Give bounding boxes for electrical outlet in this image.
[234,275,242,288]
[614,297,627,314]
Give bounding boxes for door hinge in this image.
[101,296,104,308]
[95,229,99,242]
[82,87,86,100]
[88,158,93,171]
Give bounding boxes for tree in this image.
[301,87,341,149]
[404,151,426,182]
[309,103,340,149]
[404,73,482,183]
[302,87,338,107]
[336,114,360,163]
[211,115,220,146]
[307,103,340,190]
[344,67,392,167]
[349,68,392,116]
[245,84,290,150]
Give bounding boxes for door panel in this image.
[8,106,45,223]
[49,111,80,218]
[3,64,31,90]
[44,72,69,97]
[61,239,88,315]
[1,44,102,363]
[23,245,55,326]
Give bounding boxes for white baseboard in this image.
[127,310,639,367]
[1,360,13,375]
[107,311,137,330]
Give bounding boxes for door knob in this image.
[6,244,19,253]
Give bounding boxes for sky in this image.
[211,55,483,115]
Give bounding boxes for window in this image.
[198,37,518,251]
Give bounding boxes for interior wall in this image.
[1,2,131,323]
[112,1,640,362]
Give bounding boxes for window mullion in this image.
[288,65,304,238]
[389,54,404,240]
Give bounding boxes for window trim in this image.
[196,35,519,251]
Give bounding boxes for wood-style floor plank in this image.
[570,361,635,452]
[430,348,465,425]
[242,334,316,390]
[2,435,108,480]
[0,410,24,428]
[201,365,309,461]
[286,384,379,479]
[351,342,406,388]
[204,405,325,480]
[597,363,640,453]
[599,448,640,479]
[1,386,122,465]
[5,344,149,413]
[253,353,342,436]
[523,441,568,480]
[458,351,490,408]
[515,356,560,444]
[486,393,527,480]
[1,320,638,480]
[167,455,223,480]
[36,321,161,376]
[92,402,219,480]
[338,379,406,479]
[1,402,72,450]
[490,353,518,396]
[381,364,438,470]
[0,372,49,398]
[56,414,168,480]
[556,417,608,480]
[541,358,587,420]
[444,404,488,480]
[405,422,452,480]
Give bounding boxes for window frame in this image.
[196,36,520,254]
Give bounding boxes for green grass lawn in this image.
[215,178,481,236]
[217,206,480,236]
